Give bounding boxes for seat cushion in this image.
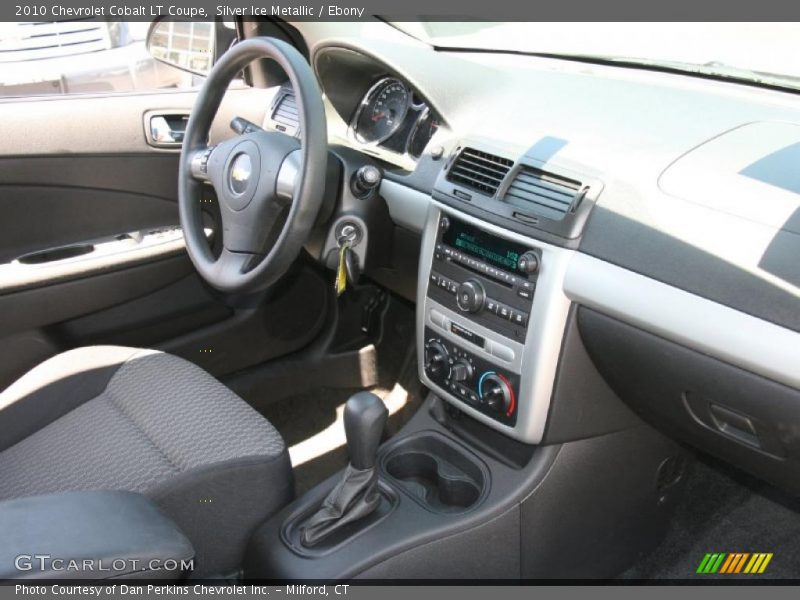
[0,347,293,577]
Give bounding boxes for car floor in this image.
[621,454,800,580]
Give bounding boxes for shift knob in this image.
[344,391,388,470]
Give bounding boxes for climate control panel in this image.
[423,326,519,426]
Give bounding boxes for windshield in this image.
[391,22,800,91]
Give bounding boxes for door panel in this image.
[0,178,179,264]
[0,85,330,391]
[0,87,274,157]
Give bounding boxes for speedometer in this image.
[353,78,411,144]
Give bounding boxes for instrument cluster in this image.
[349,76,441,160]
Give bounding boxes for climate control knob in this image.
[423,341,448,376]
[455,279,486,313]
[449,358,474,383]
[479,372,515,416]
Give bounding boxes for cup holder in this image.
[381,432,488,513]
[385,452,481,510]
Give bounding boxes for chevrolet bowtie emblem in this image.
[231,165,250,182]
[229,154,252,194]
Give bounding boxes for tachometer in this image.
[353,78,411,144]
[407,109,441,158]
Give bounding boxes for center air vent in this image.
[503,166,583,220]
[447,148,513,197]
[271,89,299,136]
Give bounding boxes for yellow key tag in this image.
[335,243,349,296]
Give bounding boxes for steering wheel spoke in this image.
[213,247,259,282]
[189,146,215,183]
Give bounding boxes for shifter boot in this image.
[299,464,380,546]
[299,391,388,547]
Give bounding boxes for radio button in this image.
[511,311,528,326]
[488,341,515,363]
[486,299,498,314]
[517,288,533,300]
[429,308,446,329]
[498,305,511,320]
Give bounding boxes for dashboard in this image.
[256,21,800,492]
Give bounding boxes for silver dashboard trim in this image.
[417,201,575,444]
[380,179,430,233]
[564,253,800,390]
[425,299,525,372]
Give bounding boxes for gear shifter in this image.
[343,392,387,470]
[299,392,388,547]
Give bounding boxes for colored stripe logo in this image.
[696,553,773,574]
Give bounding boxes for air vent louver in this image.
[447,148,513,196]
[272,91,299,135]
[503,167,583,220]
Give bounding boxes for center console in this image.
[417,205,574,444]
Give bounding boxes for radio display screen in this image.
[442,218,527,274]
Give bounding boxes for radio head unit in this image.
[428,214,540,343]
[418,203,575,444]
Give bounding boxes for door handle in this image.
[144,110,190,148]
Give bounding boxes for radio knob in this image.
[518,251,540,274]
[449,358,474,383]
[439,216,451,233]
[455,279,485,313]
[423,341,448,376]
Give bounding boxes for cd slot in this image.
[455,259,514,288]
[437,244,523,289]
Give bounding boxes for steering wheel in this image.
[179,38,327,293]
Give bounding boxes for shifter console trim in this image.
[417,202,574,443]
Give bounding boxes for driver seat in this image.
[0,346,293,577]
